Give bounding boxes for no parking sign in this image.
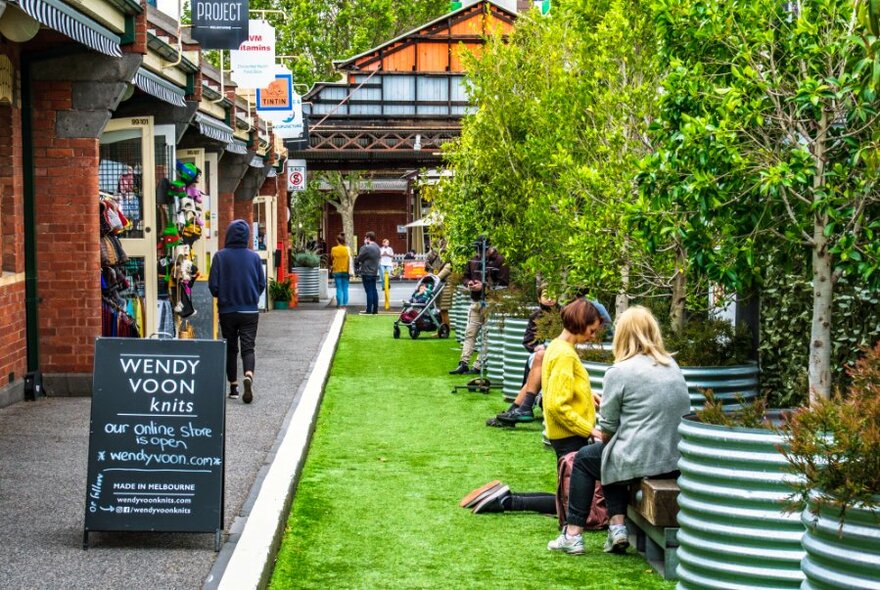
[288,159,306,192]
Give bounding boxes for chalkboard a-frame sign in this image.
[83,338,226,550]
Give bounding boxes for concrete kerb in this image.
[208,309,346,589]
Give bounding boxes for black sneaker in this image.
[467,366,482,375]
[497,406,535,424]
[228,388,239,400]
[242,375,254,404]
[486,417,514,428]
[472,485,511,514]
[449,362,469,375]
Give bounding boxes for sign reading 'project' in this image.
[191,0,250,50]
[83,338,227,549]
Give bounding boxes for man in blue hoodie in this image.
[209,220,266,404]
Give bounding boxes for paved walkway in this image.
[0,309,337,590]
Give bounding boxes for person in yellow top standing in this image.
[329,233,352,309]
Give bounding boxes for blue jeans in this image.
[333,272,349,306]
[380,265,393,285]
[362,274,378,313]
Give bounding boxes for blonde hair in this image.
[612,306,672,365]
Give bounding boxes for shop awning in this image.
[194,112,234,144]
[249,156,264,168]
[266,168,278,178]
[225,139,248,155]
[16,0,122,58]
[132,68,186,107]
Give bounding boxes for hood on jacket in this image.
[225,219,250,248]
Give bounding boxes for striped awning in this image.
[16,0,122,58]
[226,139,248,155]
[194,112,234,144]
[132,68,186,107]
[249,156,264,168]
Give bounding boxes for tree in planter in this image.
[641,0,880,401]
[290,186,326,252]
[435,0,663,311]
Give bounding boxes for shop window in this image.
[99,131,144,239]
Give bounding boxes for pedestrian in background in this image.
[209,219,266,404]
[330,233,352,309]
[379,238,395,285]
[357,231,381,314]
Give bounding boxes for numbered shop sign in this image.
[288,160,306,192]
[83,338,226,550]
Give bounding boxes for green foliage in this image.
[781,341,880,520]
[436,0,662,294]
[269,316,674,589]
[642,0,880,399]
[664,317,754,367]
[486,286,534,317]
[268,278,293,301]
[759,253,880,407]
[292,251,321,268]
[249,0,448,88]
[289,186,325,251]
[696,391,770,429]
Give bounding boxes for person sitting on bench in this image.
[548,306,689,556]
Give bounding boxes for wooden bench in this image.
[626,478,680,580]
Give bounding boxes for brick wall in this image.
[217,191,235,247]
[233,199,254,248]
[0,42,28,384]
[0,281,27,382]
[326,192,409,253]
[32,80,101,373]
[122,9,148,55]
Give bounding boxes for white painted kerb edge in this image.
[217,310,345,589]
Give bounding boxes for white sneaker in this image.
[547,531,585,555]
[604,525,630,553]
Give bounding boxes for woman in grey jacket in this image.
[548,306,690,556]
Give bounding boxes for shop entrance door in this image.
[99,117,159,338]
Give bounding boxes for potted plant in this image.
[781,342,880,590]
[268,278,293,310]
[291,250,321,302]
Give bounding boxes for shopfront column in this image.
[217,151,250,246]
[29,53,140,391]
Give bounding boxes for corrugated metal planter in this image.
[451,288,468,343]
[292,267,320,301]
[485,316,505,386]
[676,412,805,590]
[681,363,760,410]
[800,496,880,590]
[583,360,759,412]
[501,317,530,402]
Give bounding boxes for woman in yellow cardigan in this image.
[542,298,604,459]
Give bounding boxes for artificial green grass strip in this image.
[269,316,675,590]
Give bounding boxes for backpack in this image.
[556,451,609,530]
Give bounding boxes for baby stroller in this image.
[393,274,450,340]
